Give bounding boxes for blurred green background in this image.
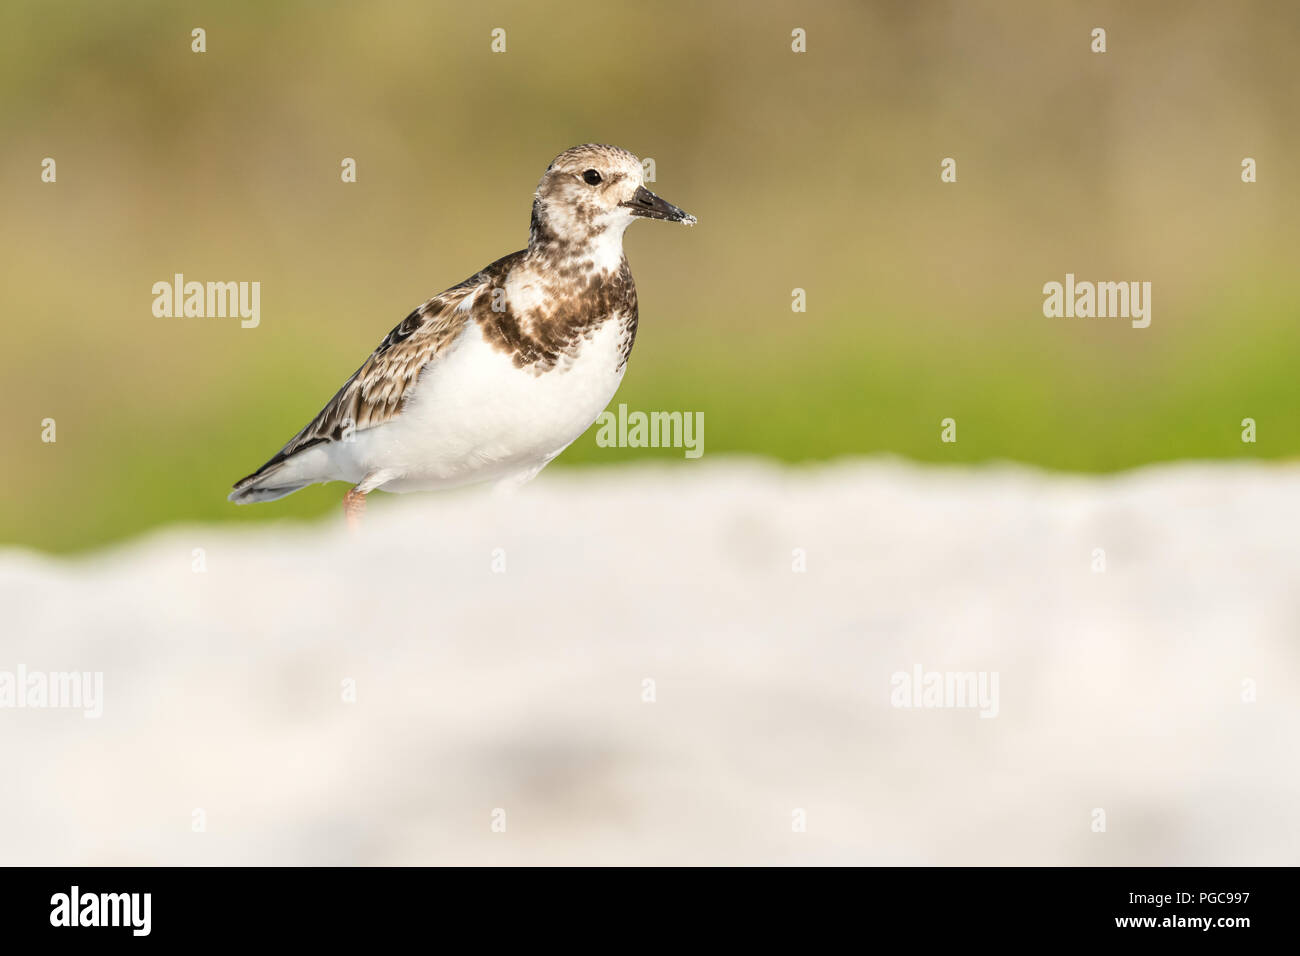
[2,0,1297,553]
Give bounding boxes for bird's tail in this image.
[228,460,310,504]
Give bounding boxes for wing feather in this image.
[235,281,481,485]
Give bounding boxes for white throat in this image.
[583,219,631,273]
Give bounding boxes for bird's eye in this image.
[582,169,602,186]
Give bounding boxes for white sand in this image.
[1,458,1296,865]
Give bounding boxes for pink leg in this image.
[343,486,367,531]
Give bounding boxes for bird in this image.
[229,144,695,527]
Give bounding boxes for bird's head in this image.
[530,144,695,253]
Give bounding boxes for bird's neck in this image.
[528,201,629,276]
[526,230,628,278]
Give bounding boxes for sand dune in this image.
[1,458,1296,865]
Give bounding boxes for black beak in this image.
[621,185,696,225]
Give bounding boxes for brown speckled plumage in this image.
[238,250,638,485]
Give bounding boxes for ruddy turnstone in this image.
[229,144,695,525]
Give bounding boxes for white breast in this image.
[331,316,629,493]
